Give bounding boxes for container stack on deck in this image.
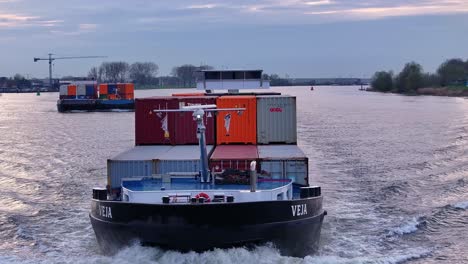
[107,92,309,194]
[60,84,97,99]
[57,83,135,112]
[98,83,135,100]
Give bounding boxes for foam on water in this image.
[387,217,426,236]
[304,249,431,264]
[452,201,468,209]
[0,244,433,264]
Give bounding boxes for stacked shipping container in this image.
[108,145,215,191]
[117,83,135,99]
[175,96,217,145]
[135,97,178,145]
[99,84,108,99]
[257,145,308,186]
[59,84,97,99]
[98,83,134,100]
[216,96,257,145]
[60,83,133,100]
[67,85,76,97]
[209,145,258,173]
[107,145,173,190]
[135,96,216,145]
[110,91,308,190]
[256,95,297,144]
[155,145,214,175]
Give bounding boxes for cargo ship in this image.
[57,82,134,112]
[90,70,326,257]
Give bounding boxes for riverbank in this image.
[416,86,468,97]
[367,86,468,97]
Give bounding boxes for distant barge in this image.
[58,82,134,112]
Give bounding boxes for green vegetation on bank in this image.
[371,58,468,96]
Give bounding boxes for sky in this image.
[1,0,468,78]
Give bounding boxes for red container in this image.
[174,96,217,145]
[135,97,178,145]
[209,145,258,173]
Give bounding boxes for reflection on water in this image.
[0,87,467,263]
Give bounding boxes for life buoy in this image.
[195,192,211,202]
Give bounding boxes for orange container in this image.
[108,94,117,100]
[115,83,134,94]
[124,83,134,94]
[216,96,257,144]
[99,84,108,95]
[172,92,205,97]
[67,85,77,96]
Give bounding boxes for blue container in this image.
[85,85,95,96]
[108,84,117,94]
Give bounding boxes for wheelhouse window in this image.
[234,71,245,79]
[203,70,263,80]
[245,71,262,79]
[205,71,221,80]
[221,71,235,80]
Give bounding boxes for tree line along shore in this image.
[370,58,468,97]
[0,62,296,91]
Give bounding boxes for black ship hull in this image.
[90,196,325,257]
[57,99,134,112]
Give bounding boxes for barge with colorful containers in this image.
[90,70,325,257]
[57,82,135,112]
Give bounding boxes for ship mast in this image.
[193,108,210,183]
[154,105,244,184]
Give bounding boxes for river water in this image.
[0,86,467,264]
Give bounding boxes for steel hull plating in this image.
[90,196,324,257]
[57,99,134,112]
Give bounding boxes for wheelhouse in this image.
[196,69,270,90]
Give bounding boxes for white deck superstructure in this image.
[121,178,293,204]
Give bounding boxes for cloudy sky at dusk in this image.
[1,0,467,78]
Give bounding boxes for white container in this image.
[59,85,68,95]
[76,84,86,96]
[107,146,172,189]
[256,95,297,144]
[155,145,213,174]
[257,145,308,185]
